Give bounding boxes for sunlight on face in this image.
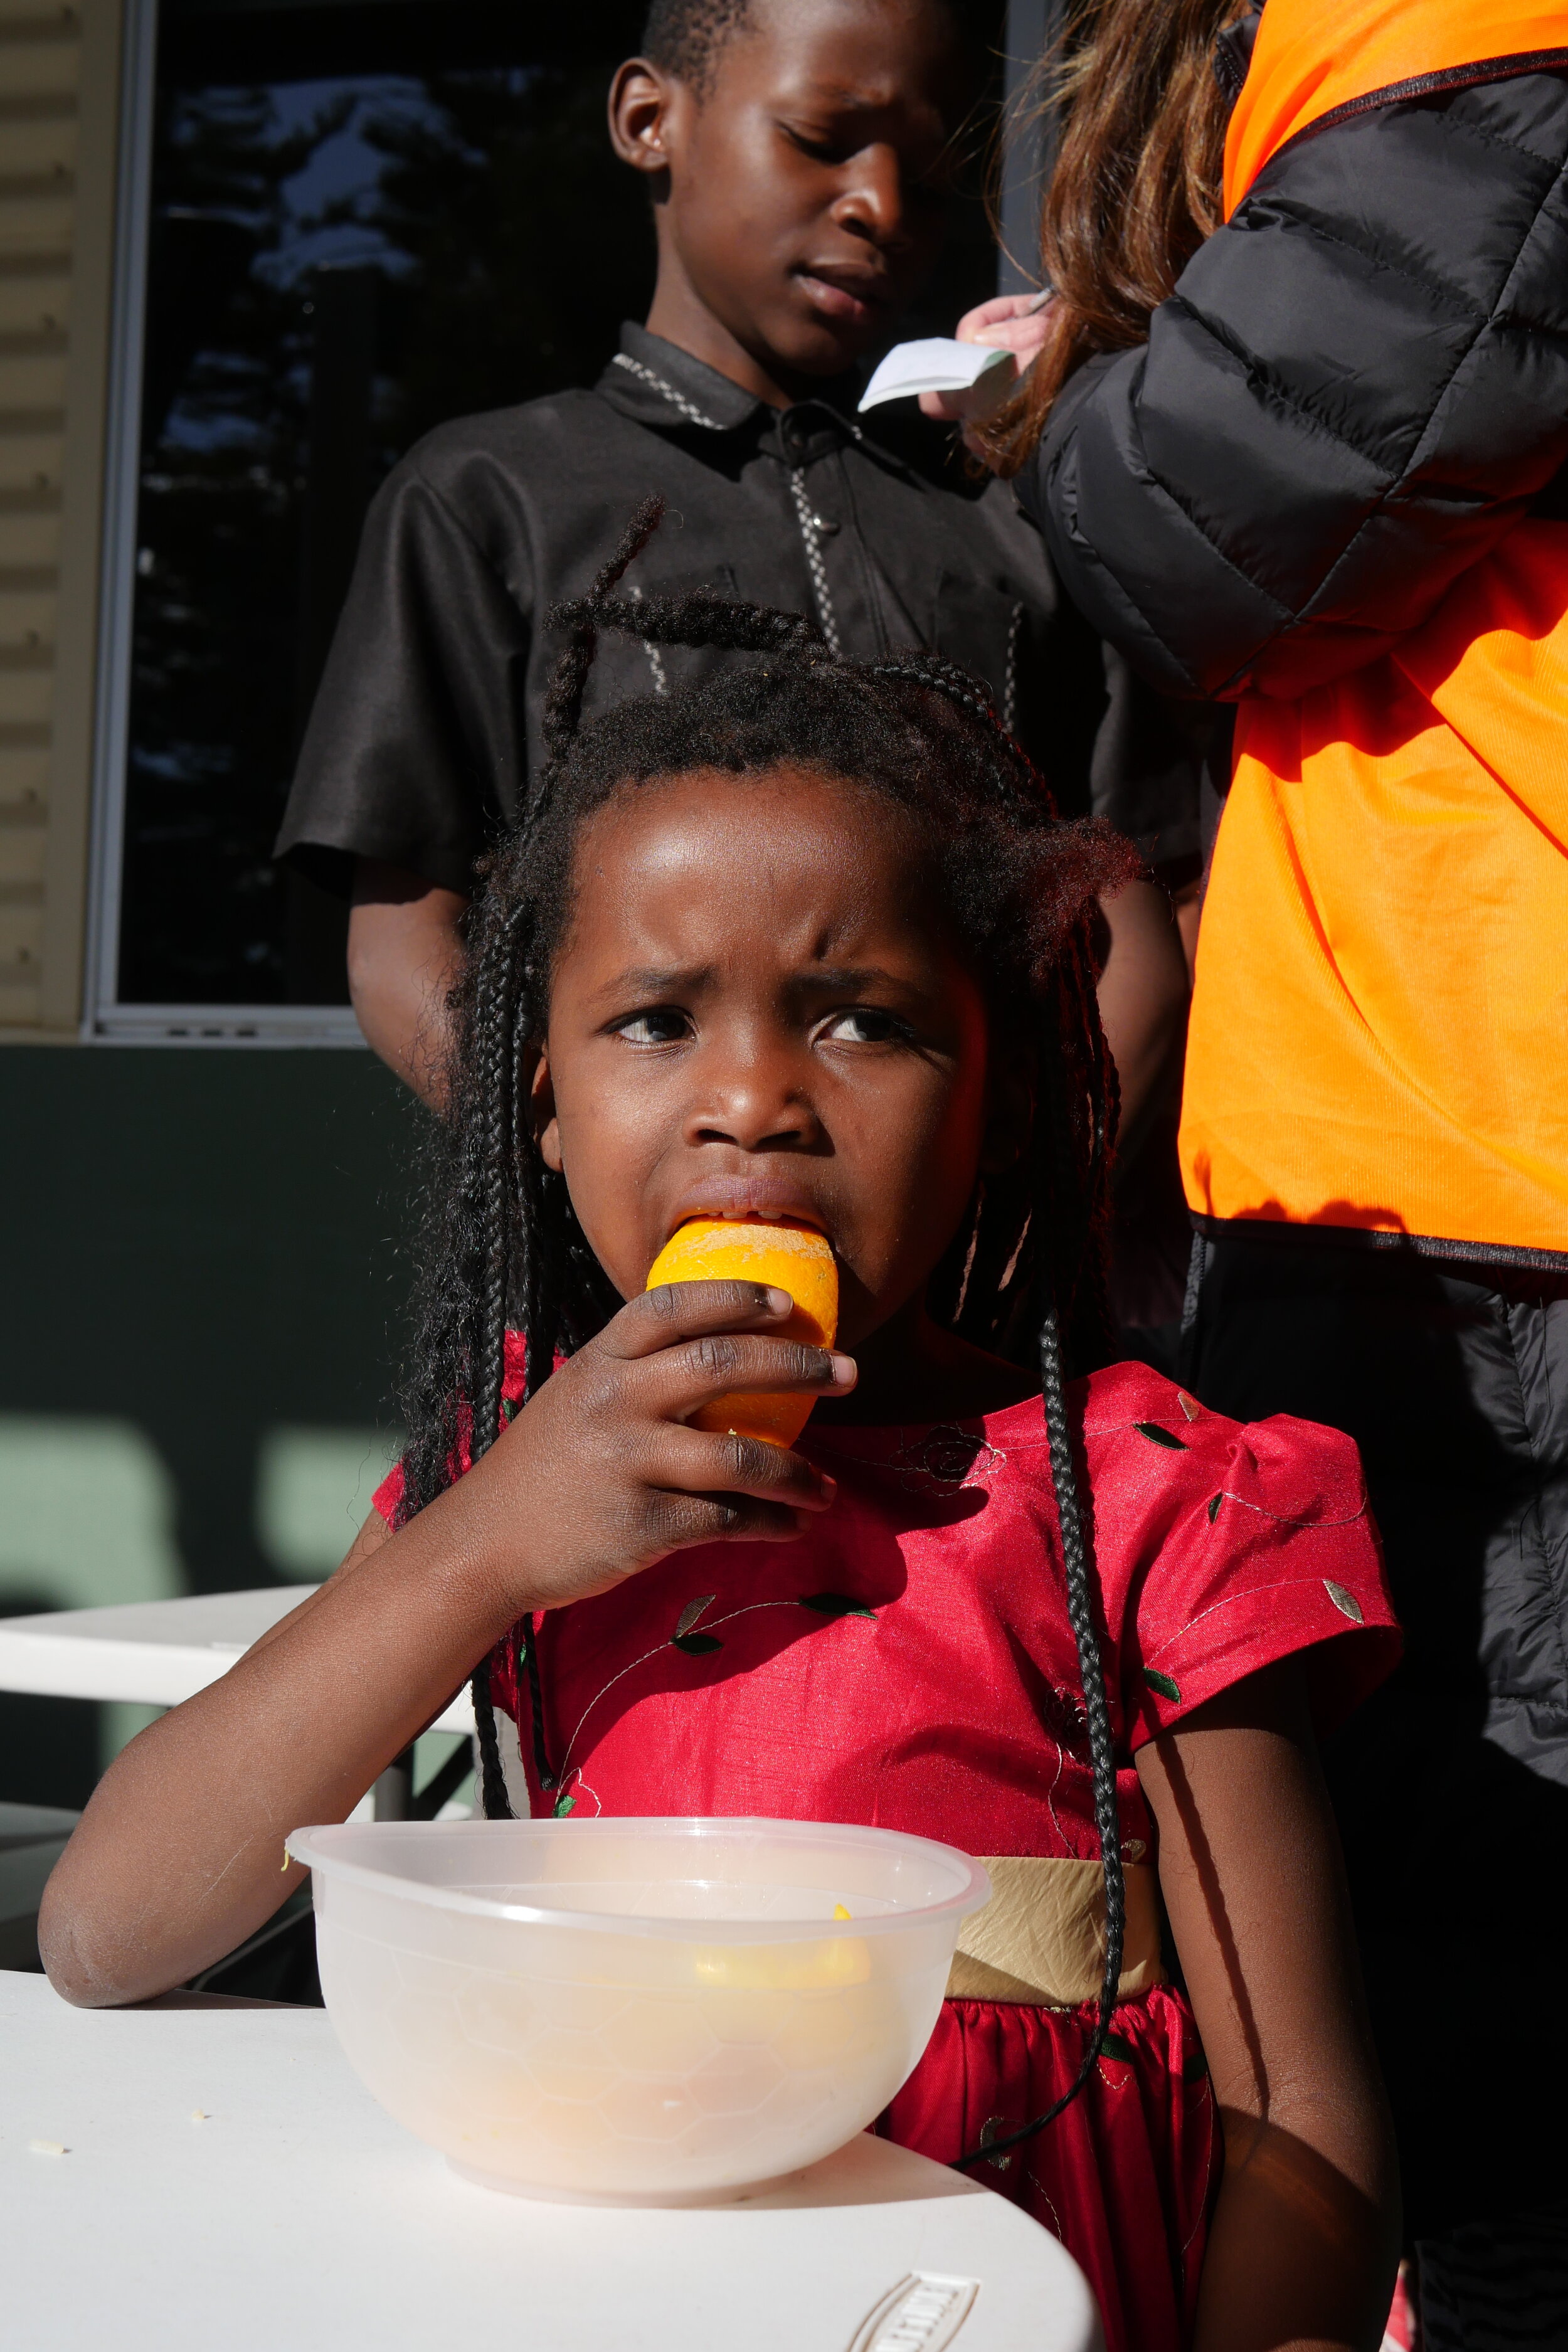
[536,765,996,1349]
[655,0,967,376]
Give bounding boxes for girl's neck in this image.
[812,1298,1039,1428]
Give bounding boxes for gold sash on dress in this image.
[946,1858,1165,2006]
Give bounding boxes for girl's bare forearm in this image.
[40,1291,850,2009]
[1197,2099,1398,2352]
[39,1502,518,2007]
[1138,1667,1399,2352]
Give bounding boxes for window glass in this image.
[120,1,650,1007]
[113,0,1003,1014]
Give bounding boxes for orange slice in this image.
[645,1219,839,1447]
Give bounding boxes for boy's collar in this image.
[601,322,869,458]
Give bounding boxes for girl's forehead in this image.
[558,765,945,961]
[575,762,928,867]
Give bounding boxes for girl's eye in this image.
[822,1007,909,1046]
[615,1008,689,1045]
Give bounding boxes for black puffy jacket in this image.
[1020,49,1568,702]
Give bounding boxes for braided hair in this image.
[396,497,1143,2155]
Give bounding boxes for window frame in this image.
[82,0,363,1046]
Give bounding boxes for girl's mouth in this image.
[664,1184,830,1242]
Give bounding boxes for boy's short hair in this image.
[640,0,753,94]
[641,0,966,97]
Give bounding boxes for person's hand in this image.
[34,1285,848,2011]
[447,1280,855,1613]
[918,293,1056,432]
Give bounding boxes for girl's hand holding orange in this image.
[447,1274,854,1616]
[644,1218,839,1446]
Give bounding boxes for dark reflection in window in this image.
[120,3,651,1006]
[118,0,1002,1009]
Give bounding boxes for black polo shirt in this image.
[277,324,1204,896]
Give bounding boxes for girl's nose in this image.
[687,1062,821,1153]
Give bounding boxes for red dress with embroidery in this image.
[377,1357,1396,2352]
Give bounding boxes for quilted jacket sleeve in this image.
[1020,70,1568,702]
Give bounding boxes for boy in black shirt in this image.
[278,0,1192,1110]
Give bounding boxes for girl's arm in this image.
[1137,1660,1401,2352]
[38,1283,852,2008]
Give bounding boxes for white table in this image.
[0,1588,474,1734]
[0,1590,475,1827]
[2,1971,1102,2352]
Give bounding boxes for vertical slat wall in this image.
[0,0,122,1036]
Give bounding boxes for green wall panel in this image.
[0,1046,421,1803]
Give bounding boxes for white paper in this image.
[858,338,1016,412]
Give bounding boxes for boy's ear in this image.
[608,57,684,179]
[530,1046,563,1175]
[980,1039,1032,1176]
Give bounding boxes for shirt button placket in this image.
[783,423,842,655]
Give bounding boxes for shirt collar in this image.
[600,323,867,459]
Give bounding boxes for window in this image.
[87,0,650,1039]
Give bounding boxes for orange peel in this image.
[645,1218,839,1447]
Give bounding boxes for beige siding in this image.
[0,0,120,1034]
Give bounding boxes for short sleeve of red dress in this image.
[371,1350,1398,1809]
[1080,1364,1400,1749]
[371,1331,531,1526]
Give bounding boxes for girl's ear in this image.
[980,1039,1033,1175]
[530,1046,563,1175]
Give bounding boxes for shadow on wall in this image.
[0,1416,400,1777]
[0,1046,419,1807]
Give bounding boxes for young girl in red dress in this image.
[45,509,1401,2352]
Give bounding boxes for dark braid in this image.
[540,495,670,771]
[952,1305,1126,2168]
[407,509,663,1814]
[463,905,529,1820]
[552,588,823,664]
[397,507,1145,2142]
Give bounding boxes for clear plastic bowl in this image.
[287,1815,990,2203]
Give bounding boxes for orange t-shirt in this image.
[1180,0,1568,1255]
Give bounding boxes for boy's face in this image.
[533,766,1011,1353]
[612,0,969,388]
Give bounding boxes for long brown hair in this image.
[982,0,1248,474]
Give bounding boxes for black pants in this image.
[1182,1222,1568,2238]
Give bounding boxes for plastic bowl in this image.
[287,1815,990,2203]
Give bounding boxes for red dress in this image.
[378,1357,1397,2352]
